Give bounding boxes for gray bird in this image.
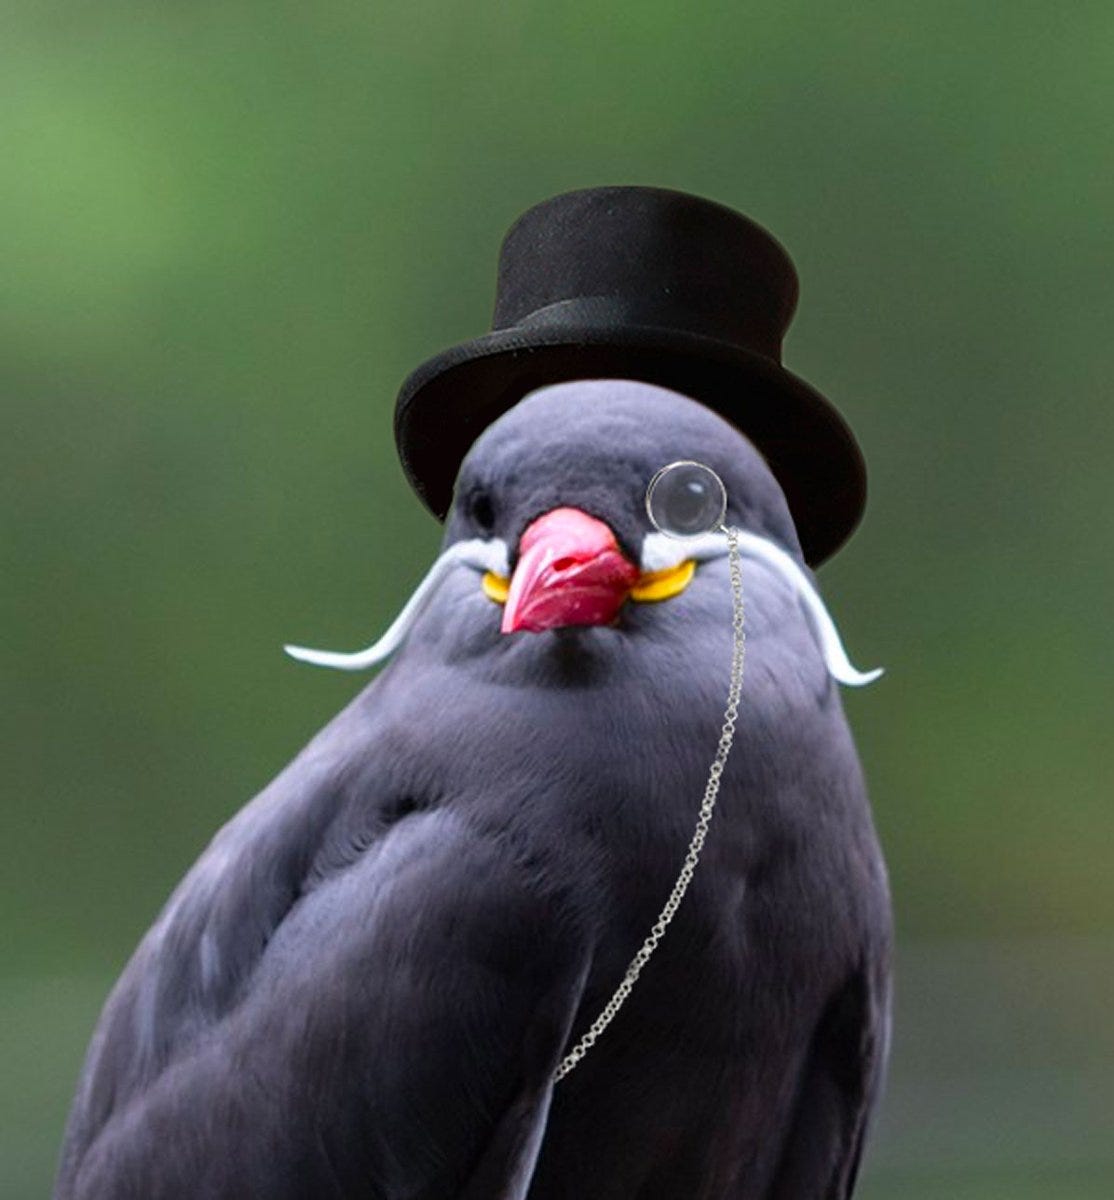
[55,378,892,1200]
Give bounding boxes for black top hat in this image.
[395,185,867,565]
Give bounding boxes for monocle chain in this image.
[553,523,745,1082]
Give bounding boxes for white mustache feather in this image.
[284,538,509,670]
[642,531,883,686]
[284,529,882,686]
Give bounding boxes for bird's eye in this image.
[645,460,727,537]
[467,488,496,532]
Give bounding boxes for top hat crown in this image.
[394,185,867,565]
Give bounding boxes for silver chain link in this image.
[553,524,745,1082]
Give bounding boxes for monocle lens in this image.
[645,460,727,537]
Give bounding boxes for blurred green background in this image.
[3,3,1112,1196]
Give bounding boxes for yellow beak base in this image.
[481,559,695,606]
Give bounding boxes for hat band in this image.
[505,295,781,360]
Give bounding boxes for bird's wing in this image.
[766,938,893,1200]
[56,701,592,1200]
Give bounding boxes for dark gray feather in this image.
[56,379,891,1199]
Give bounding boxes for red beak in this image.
[501,506,640,634]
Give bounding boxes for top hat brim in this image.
[394,323,867,567]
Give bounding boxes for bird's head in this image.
[443,378,802,636]
[285,379,880,685]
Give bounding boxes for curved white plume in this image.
[642,529,883,686]
[283,538,509,670]
[284,528,882,687]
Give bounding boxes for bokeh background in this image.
[4,4,1112,1196]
